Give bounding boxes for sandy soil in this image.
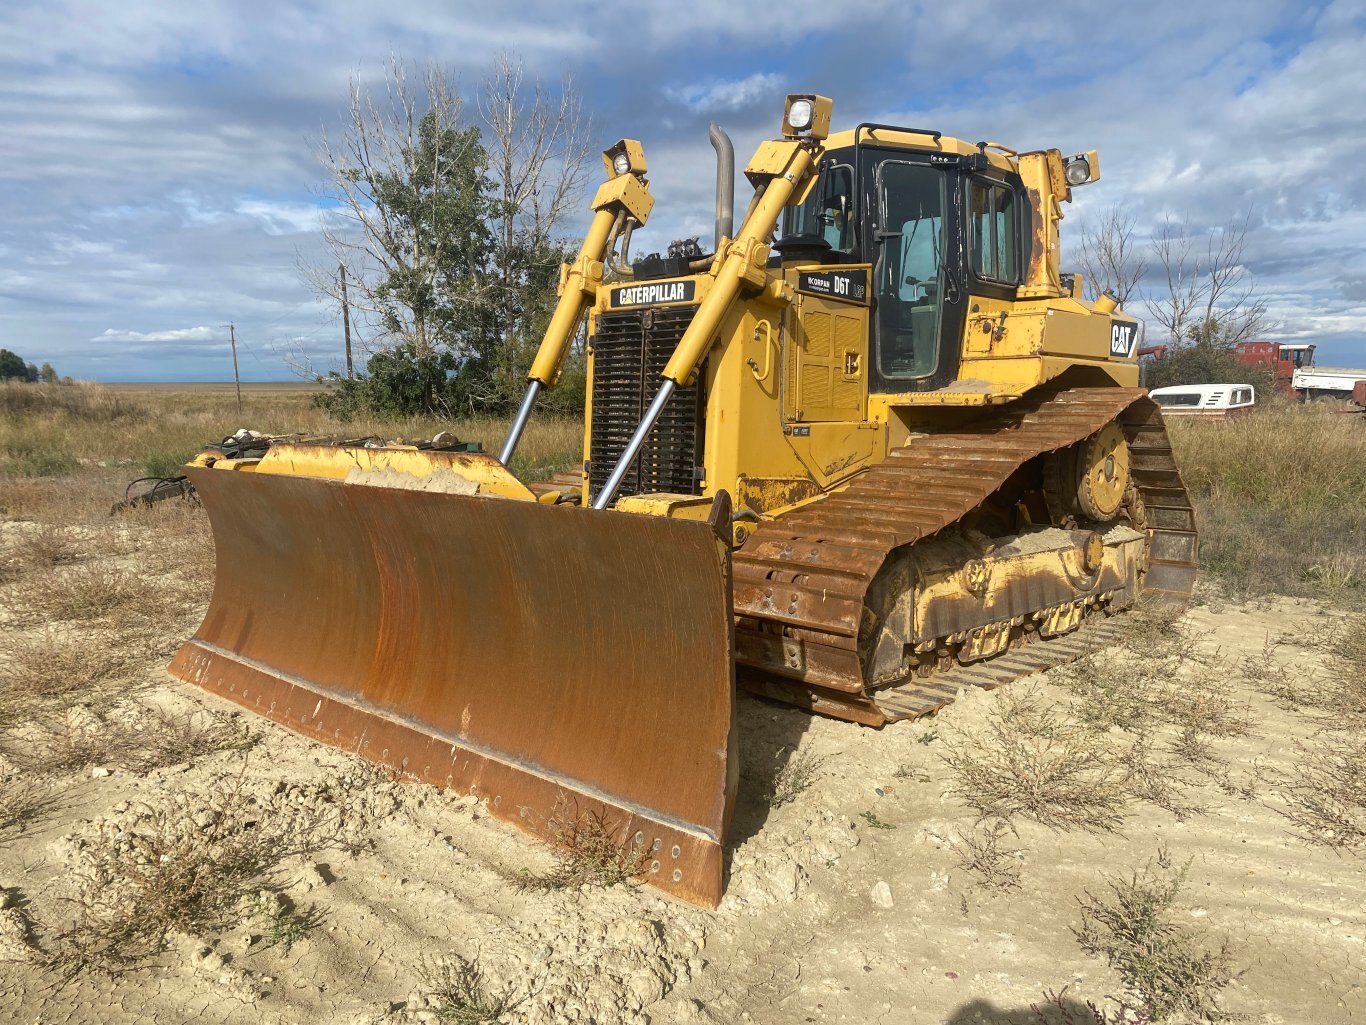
[2,579,1362,1024]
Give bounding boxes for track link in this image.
[732,387,1198,724]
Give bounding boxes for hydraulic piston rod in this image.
[499,141,654,466]
[591,95,831,510]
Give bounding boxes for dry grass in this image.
[1030,988,1151,1025]
[0,775,47,837]
[1075,848,1237,1021]
[754,748,826,810]
[413,952,519,1024]
[1167,404,1366,604]
[942,687,1129,832]
[1120,733,1203,822]
[1275,732,1366,851]
[1054,604,1252,814]
[1326,614,1366,719]
[3,561,192,628]
[1237,636,1318,710]
[2,705,254,775]
[515,804,651,893]
[948,817,1025,890]
[1,381,581,498]
[0,628,136,727]
[49,765,393,974]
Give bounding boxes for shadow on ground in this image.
[946,993,1113,1024]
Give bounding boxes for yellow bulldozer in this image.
[169,95,1196,907]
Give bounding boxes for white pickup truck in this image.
[1292,365,1366,401]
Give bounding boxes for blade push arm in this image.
[592,95,832,511]
[499,141,654,466]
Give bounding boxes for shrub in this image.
[941,687,1127,832]
[412,951,518,1024]
[1075,849,1236,1021]
[516,804,650,892]
[51,767,393,973]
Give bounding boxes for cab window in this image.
[970,181,1019,283]
[874,162,946,380]
[783,162,856,255]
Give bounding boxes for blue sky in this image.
[1,0,1364,381]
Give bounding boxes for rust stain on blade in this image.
[169,467,737,907]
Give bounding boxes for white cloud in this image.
[235,198,339,236]
[668,72,785,113]
[93,326,218,343]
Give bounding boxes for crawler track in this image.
[732,387,1198,724]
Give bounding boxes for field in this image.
[2,381,1365,1024]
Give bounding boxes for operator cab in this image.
[779,132,1028,393]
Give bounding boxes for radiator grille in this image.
[589,306,704,501]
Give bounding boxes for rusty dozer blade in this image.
[169,464,737,907]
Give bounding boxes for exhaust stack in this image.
[709,122,734,250]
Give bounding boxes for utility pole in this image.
[228,322,242,415]
[339,262,354,379]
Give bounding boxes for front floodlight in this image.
[782,94,832,141]
[1062,150,1100,188]
[601,139,648,178]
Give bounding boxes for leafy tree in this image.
[24,362,38,383]
[39,363,56,384]
[1144,340,1274,396]
[0,349,27,380]
[305,59,591,420]
[313,343,458,421]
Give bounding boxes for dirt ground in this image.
[3,519,1362,1025]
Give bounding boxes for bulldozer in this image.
[169,95,1196,908]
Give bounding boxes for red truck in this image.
[1232,341,1316,396]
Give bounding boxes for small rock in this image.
[870,881,894,909]
[112,801,129,813]
[90,767,111,778]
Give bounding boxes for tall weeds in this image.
[1167,403,1366,602]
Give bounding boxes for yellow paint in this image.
[203,444,536,501]
[202,104,1145,539]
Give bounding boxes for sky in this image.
[1,0,1364,382]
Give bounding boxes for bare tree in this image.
[476,55,592,405]
[1075,206,1148,306]
[481,54,592,292]
[1145,212,1268,349]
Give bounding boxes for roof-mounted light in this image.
[782,94,832,141]
[1063,150,1100,187]
[602,139,647,178]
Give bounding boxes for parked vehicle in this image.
[168,94,1197,907]
[1233,341,1315,396]
[1148,384,1256,419]
[1293,365,1366,401]
[1135,341,1314,394]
